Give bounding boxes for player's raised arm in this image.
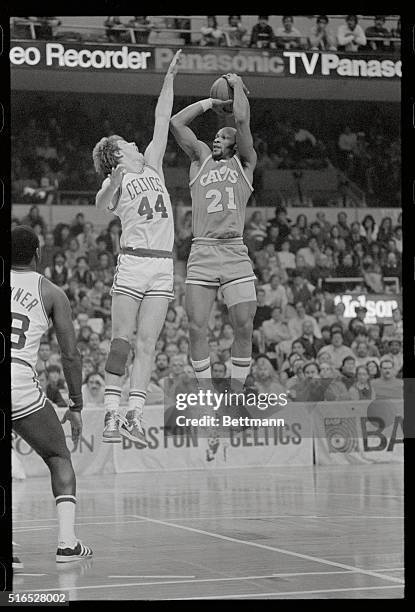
[170,99,231,162]
[223,73,257,171]
[144,49,182,177]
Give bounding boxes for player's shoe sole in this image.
[119,423,148,448]
[102,433,122,443]
[56,541,93,563]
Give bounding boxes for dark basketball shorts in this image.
[186,238,256,307]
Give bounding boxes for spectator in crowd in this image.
[309,15,337,51]
[21,205,46,233]
[367,359,381,380]
[36,340,52,374]
[224,15,248,47]
[152,352,170,383]
[353,341,374,368]
[296,320,325,359]
[337,15,366,52]
[288,301,322,339]
[371,358,403,399]
[262,273,288,311]
[82,373,105,407]
[365,15,391,52]
[44,251,70,289]
[260,306,292,351]
[319,362,350,400]
[65,237,83,270]
[383,307,403,342]
[253,356,285,394]
[250,16,276,49]
[200,16,226,47]
[104,16,126,43]
[128,16,154,44]
[318,330,354,370]
[349,365,375,400]
[53,223,71,250]
[383,338,403,375]
[274,16,303,50]
[38,231,57,273]
[339,355,356,389]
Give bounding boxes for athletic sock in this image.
[56,495,77,549]
[191,357,211,382]
[104,386,122,413]
[128,390,146,419]
[231,356,252,386]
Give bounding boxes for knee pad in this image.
[105,338,130,376]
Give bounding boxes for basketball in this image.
[210,77,234,116]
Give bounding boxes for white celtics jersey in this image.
[11,271,49,369]
[110,165,174,251]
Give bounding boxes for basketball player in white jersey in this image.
[92,50,181,445]
[11,226,92,563]
[170,73,257,391]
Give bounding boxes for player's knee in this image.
[189,319,208,337]
[105,337,131,376]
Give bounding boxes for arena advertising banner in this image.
[12,405,314,478]
[313,400,403,465]
[333,294,402,325]
[10,41,401,80]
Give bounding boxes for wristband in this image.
[199,98,213,112]
[68,396,83,412]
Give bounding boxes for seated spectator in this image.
[53,223,71,250]
[261,306,292,350]
[128,16,154,44]
[277,240,296,272]
[290,274,313,305]
[297,237,320,268]
[371,358,403,399]
[335,253,361,279]
[274,16,303,50]
[77,221,99,255]
[349,365,375,400]
[288,301,321,339]
[383,338,403,375]
[104,16,126,43]
[253,356,285,394]
[250,15,276,49]
[94,252,115,286]
[224,15,247,47]
[65,237,83,270]
[353,341,375,368]
[152,352,170,383]
[296,319,325,359]
[365,16,391,52]
[318,330,354,371]
[337,15,366,52]
[82,373,105,407]
[382,252,401,283]
[383,307,403,342]
[309,15,337,51]
[44,251,70,289]
[367,360,381,380]
[39,232,57,273]
[262,273,288,310]
[319,362,350,400]
[377,217,394,245]
[200,16,226,47]
[21,205,46,233]
[339,355,356,389]
[71,256,94,290]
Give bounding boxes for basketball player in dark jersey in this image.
[170,73,257,390]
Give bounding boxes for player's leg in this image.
[120,296,170,446]
[12,402,92,561]
[186,283,218,383]
[224,281,257,389]
[103,293,140,442]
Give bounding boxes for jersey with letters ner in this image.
[109,164,174,251]
[11,271,49,369]
[190,154,253,239]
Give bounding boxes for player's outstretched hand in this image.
[222,73,250,94]
[110,164,127,188]
[167,49,182,77]
[61,410,83,444]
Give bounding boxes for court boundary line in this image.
[167,585,403,599]
[130,514,404,585]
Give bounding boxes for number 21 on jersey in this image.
[206,187,236,214]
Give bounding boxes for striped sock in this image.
[128,390,146,416]
[104,386,122,413]
[56,495,77,548]
[231,356,252,386]
[191,357,211,381]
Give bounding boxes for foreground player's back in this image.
[11,269,49,369]
[190,153,253,239]
[110,163,174,251]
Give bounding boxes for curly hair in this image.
[92,134,123,176]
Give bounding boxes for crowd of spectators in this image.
[11,15,400,52]
[13,204,403,408]
[11,101,400,208]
